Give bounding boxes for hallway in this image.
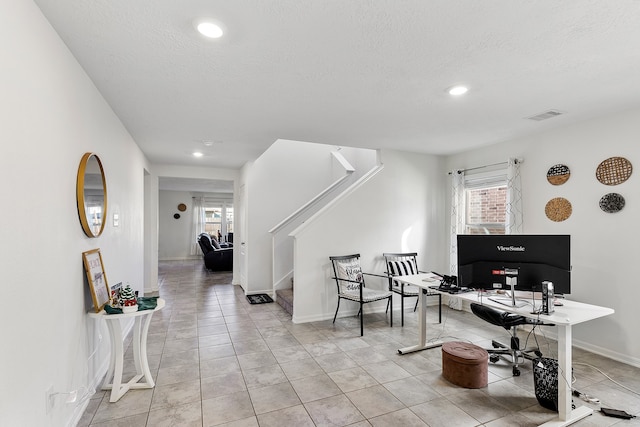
[78,260,640,426]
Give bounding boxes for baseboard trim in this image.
[158,256,202,261]
[291,299,439,324]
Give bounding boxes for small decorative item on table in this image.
[119,284,138,313]
[110,282,123,308]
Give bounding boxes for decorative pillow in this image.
[388,260,417,277]
[210,235,221,249]
[335,258,363,293]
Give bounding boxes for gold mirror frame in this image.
[76,152,108,237]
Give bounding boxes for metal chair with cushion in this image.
[330,254,393,336]
[383,252,441,326]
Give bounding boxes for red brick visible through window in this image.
[466,186,506,234]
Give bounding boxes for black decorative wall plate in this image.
[599,193,625,213]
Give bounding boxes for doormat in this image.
[247,294,274,304]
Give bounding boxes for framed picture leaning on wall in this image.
[82,248,110,312]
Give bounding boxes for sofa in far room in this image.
[197,233,233,271]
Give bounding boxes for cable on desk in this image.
[427,301,453,343]
[424,304,476,346]
[522,323,553,358]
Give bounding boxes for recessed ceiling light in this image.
[196,21,223,39]
[193,152,204,158]
[447,85,469,96]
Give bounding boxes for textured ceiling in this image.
[35,1,640,170]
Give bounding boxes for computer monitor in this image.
[457,234,571,295]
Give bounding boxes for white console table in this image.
[395,274,614,427]
[88,298,165,402]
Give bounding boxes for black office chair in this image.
[470,302,553,376]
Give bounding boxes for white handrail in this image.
[289,163,384,237]
[268,151,354,234]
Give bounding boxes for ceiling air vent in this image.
[526,110,564,121]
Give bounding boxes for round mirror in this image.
[76,153,107,237]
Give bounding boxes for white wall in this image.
[292,149,447,322]
[144,171,159,293]
[158,190,234,260]
[154,164,239,185]
[444,108,640,366]
[0,1,150,426]
[243,139,377,294]
[152,164,240,283]
[158,190,198,260]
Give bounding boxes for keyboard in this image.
[428,285,472,295]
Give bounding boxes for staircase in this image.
[270,148,368,321]
[275,288,293,316]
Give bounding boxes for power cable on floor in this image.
[573,362,640,397]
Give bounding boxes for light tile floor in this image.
[79,260,640,426]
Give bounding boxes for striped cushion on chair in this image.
[388,260,420,294]
[388,260,418,277]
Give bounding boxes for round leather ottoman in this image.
[442,341,488,388]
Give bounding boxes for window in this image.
[204,207,222,237]
[204,202,233,242]
[87,205,103,235]
[464,172,507,235]
[226,207,234,233]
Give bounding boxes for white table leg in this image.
[103,319,127,402]
[135,311,155,387]
[101,321,116,391]
[539,324,592,426]
[132,317,143,375]
[89,298,164,403]
[558,324,572,421]
[121,311,156,392]
[398,290,442,354]
[101,312,158,402]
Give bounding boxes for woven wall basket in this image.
[596,157,632,185]
[545,197,572,222]
[547,164,570,185]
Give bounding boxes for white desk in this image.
[395,274,614,427]
[88,298,165,402]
